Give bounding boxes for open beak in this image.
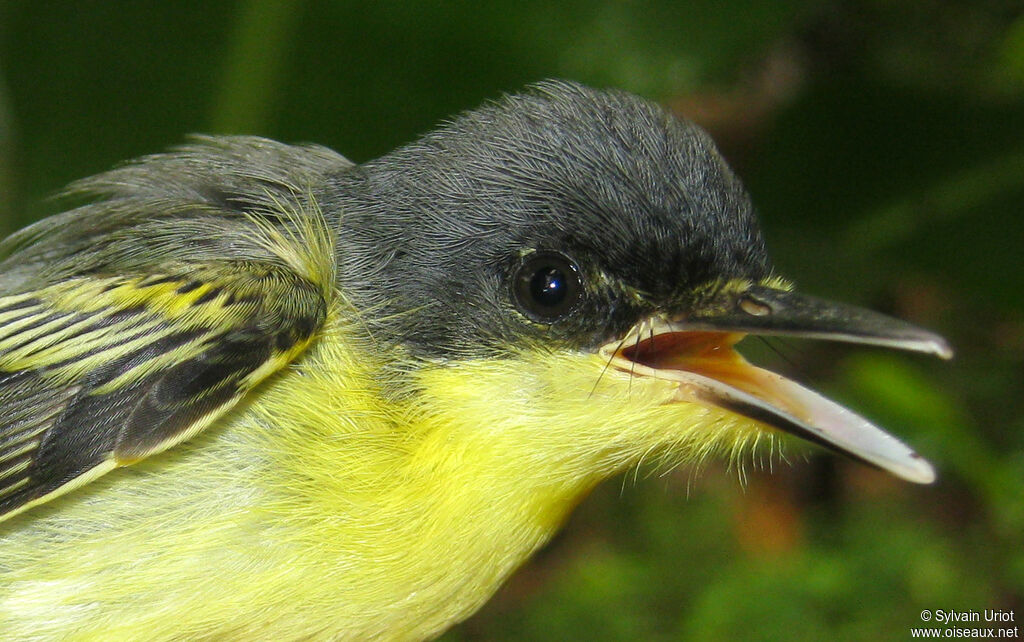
[598,285,952,484]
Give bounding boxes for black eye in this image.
[513,251,583,322]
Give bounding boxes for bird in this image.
[0,79,950,640]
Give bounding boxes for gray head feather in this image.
[327,79,770,357]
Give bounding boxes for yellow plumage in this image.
[0,298,757,640]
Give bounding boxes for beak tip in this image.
[917,331,954,360]
[901,456,937,484]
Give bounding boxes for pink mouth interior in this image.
[618,330,805,419]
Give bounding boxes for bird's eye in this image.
[513,251,583,322]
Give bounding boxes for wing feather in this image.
[0,136,346,522]
[0,266,328,521]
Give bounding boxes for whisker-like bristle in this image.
[755,335,801,369]
[590,334,627,398]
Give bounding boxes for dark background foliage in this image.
[1,1,1021,639]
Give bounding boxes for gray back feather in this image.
[0,136,353,292]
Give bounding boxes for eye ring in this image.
[513,250,584,323]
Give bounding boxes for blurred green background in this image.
[1,1,1021,640]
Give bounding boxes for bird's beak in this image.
[598,285,952,484]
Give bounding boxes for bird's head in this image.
[330,80,951,485]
